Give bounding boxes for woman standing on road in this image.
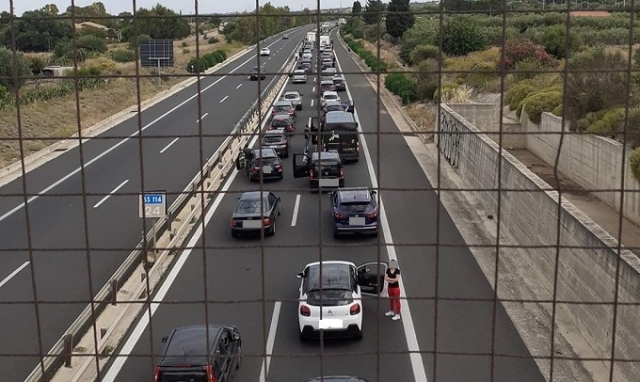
[385,259,402,321]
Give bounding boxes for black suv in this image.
[236,148,284,181]
[154,325,241,382]
[292,150,345,190]
[249,66,266,81]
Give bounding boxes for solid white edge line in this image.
[159,138,180,154]
[0,36,286,225]
[0,261,29,289]
[92,179,129,209]
[220,95,229,103]
[335,42,429,382]
[101,48,295,381]
[258,301,282,382]
[290,194,301,226]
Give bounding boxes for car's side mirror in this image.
[371,190,377,195]
[162,336,169,343]
[232,333,241,341]
[236,196,240,200]
[300,93,303,96]
[296,272,304,279]
[365,266,371,273]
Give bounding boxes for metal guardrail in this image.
[24,29,301,382]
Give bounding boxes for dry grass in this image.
[0,31,245,168]
[360,39,404,69]
[404,102,437,134]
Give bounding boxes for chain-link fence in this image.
[0,1,639,382]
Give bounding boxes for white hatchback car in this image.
[297,260,388,340]
[260,47,271,56]
[320,91,341,107]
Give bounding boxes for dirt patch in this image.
[359,39,404,69]
[0,31,244,169]
[404,102,437,135]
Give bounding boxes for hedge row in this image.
[186,49,228,73]
[341,34,388,73]
[385,73,417,104]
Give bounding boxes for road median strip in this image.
[25,35,299,382]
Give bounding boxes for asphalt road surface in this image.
[0,26,312,382]
[99,29,546,382]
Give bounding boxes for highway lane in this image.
[101,28,548,382]
[99,47,420,382]
[0,28,310,382]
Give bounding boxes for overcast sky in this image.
[3,0,353,16]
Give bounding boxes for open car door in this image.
[346,100,355,114]
[356,262,389,296]
[292,153,309,178]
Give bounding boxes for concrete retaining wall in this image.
[449,103,526,149]
[436,104,640,382]
[520,111,640,227]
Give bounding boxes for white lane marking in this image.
[0,261,29,289]
[101,57,294,382]
[236,83,242,89]
[307,117,311,127]
[259,301,281,382]
[312,86,316,92]
[196,113,209,123]
[290,194,301,226]
[312,77,315,82]
[160,138,180,154]
[0,37,286,225]
[92,179,129,209]
[220,96,229,103]
[336,45,429,382]
[310,99,314,107]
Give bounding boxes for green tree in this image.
[399,17,438,64]
[363,0,385,25]
[440,17,487,56]
[542,24,582,59]
[42,4,59,15]
[2,9,72,52]
[0,47,32,90]
[352,1,363,14]
[385,0,414,39]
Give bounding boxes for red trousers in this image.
[388,286,401,314]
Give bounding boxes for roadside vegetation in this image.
[0,2,325,168]
[342,0,640,182]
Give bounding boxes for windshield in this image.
[339,201,371,213]
[160,371,208,382]
[236,199,269,214]
[271,118,290,127]
[307,289,353,306]
[284,94,298,99]
[264,135,284,143]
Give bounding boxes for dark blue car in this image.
[330,187,379,238]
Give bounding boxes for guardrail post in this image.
[63,333,73,367]
[110,279,118,306]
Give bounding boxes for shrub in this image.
[27,56,46,75]
[215,49,227,60]
[412,59,440,101]
[440,17,487,57]
[181,41,189,47]
[501,39,556,70]
[631,147,640,183]
[127,34,151,50]
[208,36,219,44]
[522,90,563,124]
[409,44,440,66]
[585,107,625,134]
[467,61,497,90]
[542,24,582,59]
[512,59,546,81]
[0,47,32,90]
[186,49,226,73]
[385,72,416,103]
[433,81,459,102]
[76,35,107,53]
[110,49,136,63]
[506,82,538,111]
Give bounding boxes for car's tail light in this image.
[309,169,314,179]
[230,220,238,227]
[275,165,283,171]
[339,168,344,178]
[300,305,311,316]
[206,364,216,382]
[334,209,347,219]
[341,141,347,146]
[263,218,271,226]
[350,303,361,315]
[252,167,259,173]
[366,211,378,219]
[154,366,160,382]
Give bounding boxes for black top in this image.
[386,268,400,288]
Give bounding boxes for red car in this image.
[269,114,295,133]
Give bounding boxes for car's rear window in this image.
[264,135,285,143]
[339,201,371,213]
[274,105,291,111]
[159,370,208,382]
[284,94,298,99]
[271,118,290,127]
[325,105,343,112]
[324,94,338,100]
[313,160,340,173]
[307,289,353,306]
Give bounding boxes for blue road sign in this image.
[144,194,164,204]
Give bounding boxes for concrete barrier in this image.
[436,104,640,382]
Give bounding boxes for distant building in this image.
[42,66,74,77]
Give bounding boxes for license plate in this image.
[262,166,272,173]
[319,319,344,329]
[319,178,339,187]
[243,220,263,229]
[349,217,365,226]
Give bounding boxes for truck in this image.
[306,31,316,43]
[310,109,359,162]
[338,18,346,25]
[320,35,331,47]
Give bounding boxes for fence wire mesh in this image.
[0,0,639,382]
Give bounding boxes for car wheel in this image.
[267,219,276,236]
[355,330,363,341]
[283,150,289,158]
[236,343,242,369]
[231,231,239,238]
[333,228,340,239]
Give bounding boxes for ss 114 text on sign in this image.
[139,191,167,219]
